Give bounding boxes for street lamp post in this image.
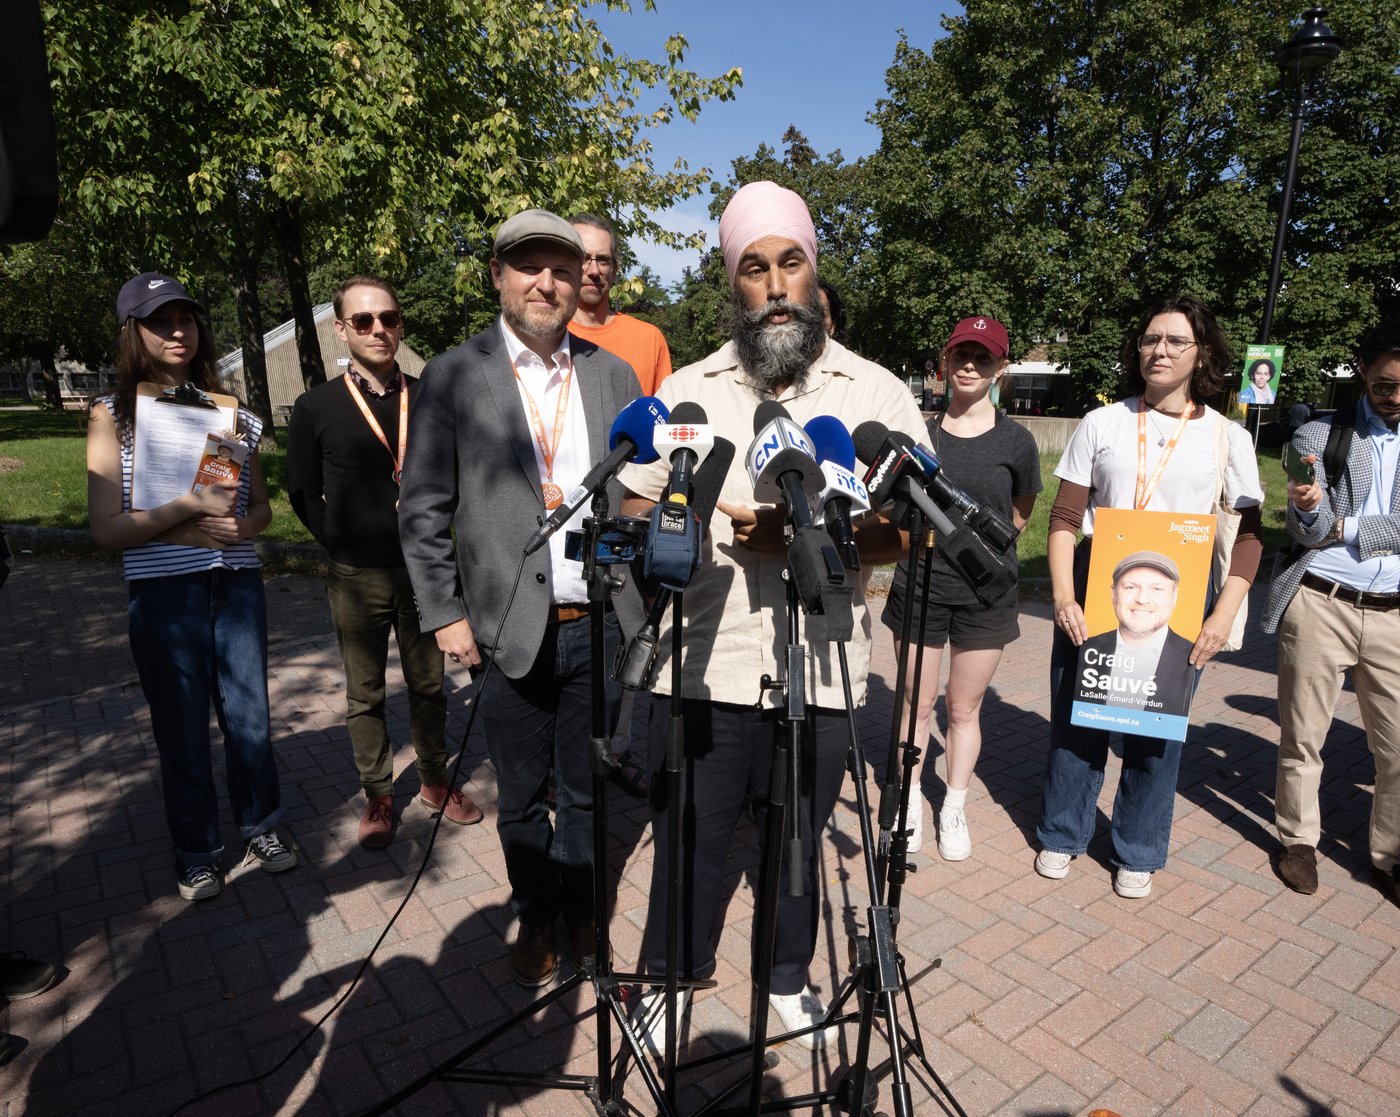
[1258,8,1343,345]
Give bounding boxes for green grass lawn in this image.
[0,407,313,545]
[1,406,1289,566]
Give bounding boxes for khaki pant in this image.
[326,562,448,797]
[1276,581,1400,870]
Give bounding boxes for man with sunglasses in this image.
[288,275,482,851]
[1262,315,1400,903]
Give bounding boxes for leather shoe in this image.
[566,919,609,970]
[358,795,395,849]
[418,782,483,825]
[512,920,558,988]
[1277,844,1318,895]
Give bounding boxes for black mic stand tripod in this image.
[362,490,678,1117]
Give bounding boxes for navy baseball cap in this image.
[116,272,203,322]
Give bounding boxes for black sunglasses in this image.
[343,310,403,332]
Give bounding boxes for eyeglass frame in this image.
[341,310,404,332]
[1136,334,1199,357]
[1366,378,1400,398]
[581,253,616,271]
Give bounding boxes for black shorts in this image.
[881,585,1021,651]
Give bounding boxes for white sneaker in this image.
[768,985,838,1049]
[631,986,689,1058]
[937,806,971,861]
[904,786,925,853]
[1035,850,1073,879]
[1114,868,1153,898]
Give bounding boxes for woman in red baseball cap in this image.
[882,316,1042,860]
[86,272,296,904]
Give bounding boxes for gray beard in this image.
[732,287,827,394]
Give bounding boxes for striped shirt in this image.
[97,395,264,582]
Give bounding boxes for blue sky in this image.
[593,1,959,288]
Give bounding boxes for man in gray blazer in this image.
[1262,315,1400,902]
[399,209,644,986]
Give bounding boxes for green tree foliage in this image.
[648,248,731,369]
[865,0,1399,410]
[41,0,741,420]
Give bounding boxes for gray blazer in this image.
[1261,407,1400,633]
[398,321,645,677]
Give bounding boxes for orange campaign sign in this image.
[1071,507,1215,742]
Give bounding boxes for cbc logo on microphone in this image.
[669,426,701,443]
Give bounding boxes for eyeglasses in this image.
[1368,380,1400,398]
[343,310,403,332]
[1137,334,1198,357]
[582,254,616,271]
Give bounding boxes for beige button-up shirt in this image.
[620,339,927,708]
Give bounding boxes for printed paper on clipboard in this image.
[132,382,241,549]
[1069,507,1214,742]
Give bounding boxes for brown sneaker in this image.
[358,795,395,849]
[418,782,483,825]
[1277,844,1318,894]
[512,920,558,988]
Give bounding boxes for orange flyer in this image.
[191,432,248,493]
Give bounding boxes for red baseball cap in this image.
[945,316,1009,360]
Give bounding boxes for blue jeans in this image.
[1035,541,1198,873]
[473,611,621,924]
[128,568,284,866]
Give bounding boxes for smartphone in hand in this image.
[1283,443,1316,485]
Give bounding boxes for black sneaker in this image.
[243,831,297,873]
[177,862,222,901]
[0,952,57,1000]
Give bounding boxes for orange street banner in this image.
[1070,507,1215,742]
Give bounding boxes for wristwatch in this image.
[1326,517,1345,544]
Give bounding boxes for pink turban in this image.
[718,181,818,287]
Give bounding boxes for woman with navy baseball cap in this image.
[87,272,296,902]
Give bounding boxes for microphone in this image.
[617,436,738,690]
[746,399,823,530]
[523,395,669,556]
[805,415,870,572]
[907,444,1019,553]
[653,401,715,506]
[747,401,852,631]
[853,422,1015,606]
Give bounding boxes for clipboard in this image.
[133,381,243,549]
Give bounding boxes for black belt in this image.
[1301,571,1400,610]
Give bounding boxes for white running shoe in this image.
[1035,850,1073,879]
[632,986,689,1058]
[904,786,925,853]
[937,806,971,861]
[1114,868,1153,898]
[768,984,838,1049]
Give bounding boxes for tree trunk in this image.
[37,352,63,410]
[274,196,326,393]
[227,259,275,442]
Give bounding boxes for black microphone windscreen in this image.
[668,401,708,425]
[753,398,789,434]
[851,420,892,466]
[691,437,736,531]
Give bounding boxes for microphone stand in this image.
[362,488,678,1117]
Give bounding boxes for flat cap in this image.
[1112,550,1180,584]
[493,209,584,260]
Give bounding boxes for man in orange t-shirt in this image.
[568,213,673,395]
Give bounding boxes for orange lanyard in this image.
[513,358,572,504]
[1134,396,1191,510]
[343,371,407,484]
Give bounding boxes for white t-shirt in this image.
[1055,399,1264,536]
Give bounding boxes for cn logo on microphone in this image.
[748,420,815,476]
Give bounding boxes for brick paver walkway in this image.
[2,557,1396,1116]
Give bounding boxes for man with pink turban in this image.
[620,181,927,1052]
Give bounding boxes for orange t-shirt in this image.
[569,312,673,396]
